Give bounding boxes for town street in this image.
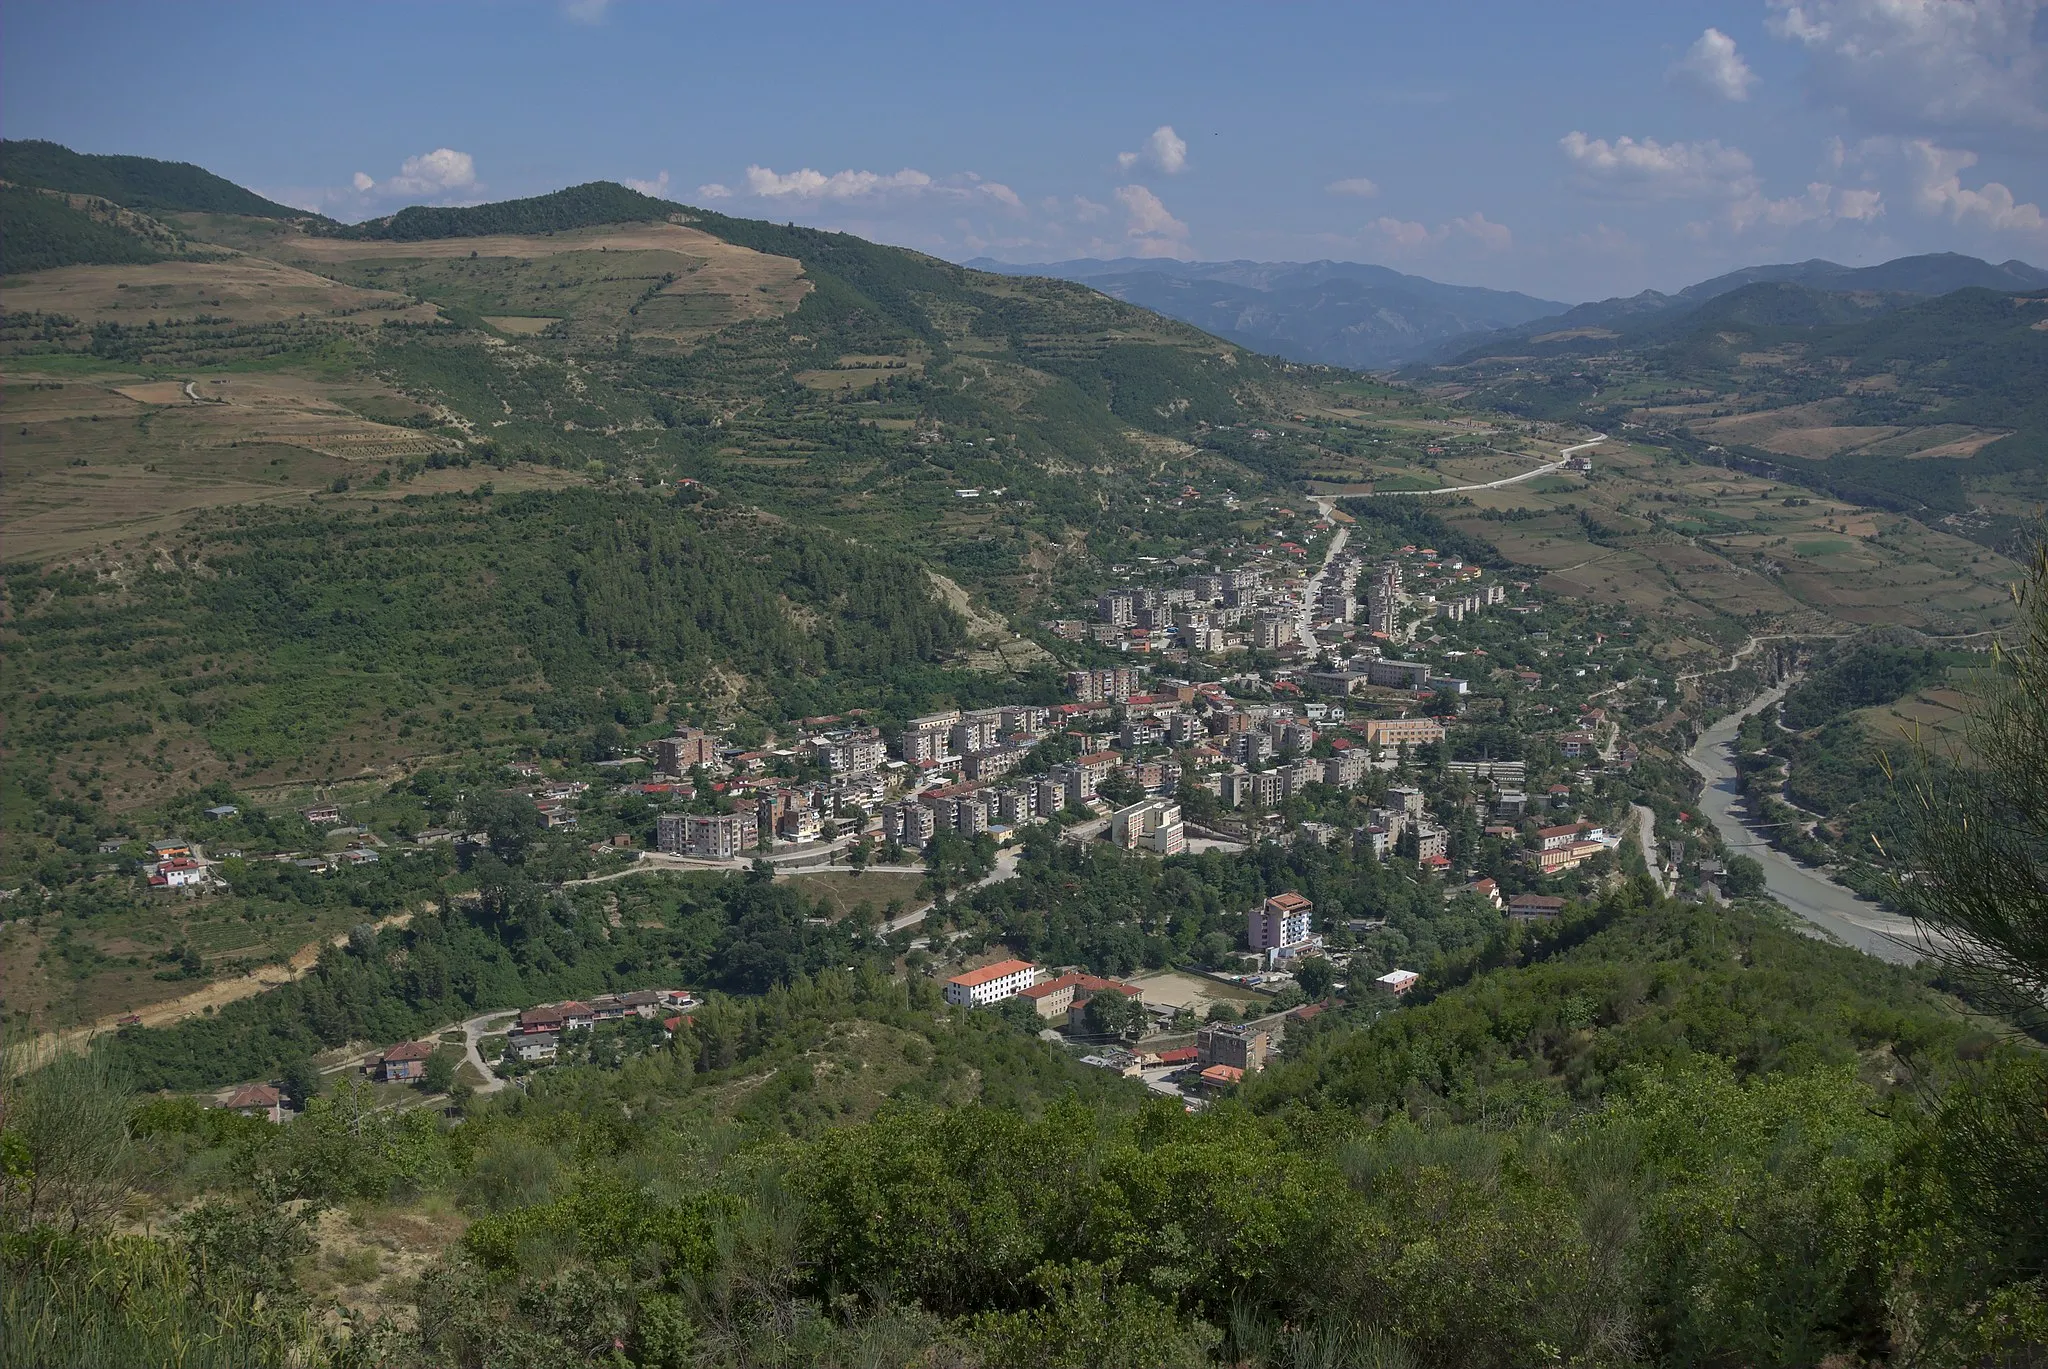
[1685,685,1934,965]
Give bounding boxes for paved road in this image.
[461,1010,518,1093]
[1630,802,1667,891]
[1685,685,1934,964]
[1331,433,1604,503]
[1296,508,1352,655]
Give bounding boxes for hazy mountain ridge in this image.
[1438,252,2048,364]
[970,255,1567,370]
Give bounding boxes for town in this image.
[129,500,1683,1116]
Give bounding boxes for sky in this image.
[4,0,2045,302]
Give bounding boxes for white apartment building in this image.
[943,958,1039,1008]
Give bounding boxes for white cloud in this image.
[1559,131,1759,201]
[1325,176,1380,197]
[1835,186,1887,219]
[564,0,610,22]
[1906,139,2048,232]
[387,148,478,196]
[1114,184,1191,256]
[745,165,931,200]
[624,171,670,197]
[1766,0,2048,140]
[1117,125,1189,176]
[1451,212,1513,250]
[1724,181,1837,232]
[1366,217,1437,250]
[1360,212,1514,253]
[351,171,375,192]
[698,164,1021,212]
[1670,27,1759,101]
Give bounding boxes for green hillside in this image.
[334,180,675,241]
[0,185,168,274]
[0,138,314,219]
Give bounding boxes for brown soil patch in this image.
[0,256,435,326]
[482,315,558,334]
[112,381,195,405]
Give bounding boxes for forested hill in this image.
[333,180,677,241]
[0,139,316,220]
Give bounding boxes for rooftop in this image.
[947,958,1037,989]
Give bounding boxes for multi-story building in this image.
[816,735,885,775]
[1097,592,1136,626]
[1363,717,1446,750]
[950,715,1001,756]
[1248,891,1313,952]
[1168,711,1206,745]
[1197,1022,1270,1073]
[1000,705,1049,736]
[1366,658,1431,691]
[1065,666,1142,703]
[656,810,759,859]
[656,727,720,775]
[1109,798,1186,855]
[1119,717,1167,751]
[943,958,1039,1008]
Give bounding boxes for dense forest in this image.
[0,139,315,219]
[0,185,171,274]
[9,880,2045,1367]
[334,181,676,242]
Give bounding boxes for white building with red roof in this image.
[943,958,1039,1008]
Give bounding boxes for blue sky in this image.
[5,0,2044,300]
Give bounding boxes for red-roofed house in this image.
[219,1084,284,1123]
[944,958,1038,1008]
[376,1041,435,1083]
[1017,971,1145,1020]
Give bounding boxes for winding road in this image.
[1684,684,1934,964]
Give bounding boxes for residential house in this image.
[219,1084,285,1123]
[1508,893,1567,922]
[1375,969,1421,995]
[513,1033,559,1062]
[376,1041,435,1083]
[303,805,343,824]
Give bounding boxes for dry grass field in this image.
[275,221,812,347]
[1409,439,2021,637]
[0,254,438,327]
[0,367,494,557]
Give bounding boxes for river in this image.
[1684,684,1935,965]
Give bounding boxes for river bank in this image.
[1684,684,1934,966]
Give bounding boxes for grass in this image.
[777,869,927,920]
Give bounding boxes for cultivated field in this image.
[0,253,438,327]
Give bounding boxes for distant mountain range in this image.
[1440,252,2048,364]
[965,257,1567,371]
[974,251,2048,372]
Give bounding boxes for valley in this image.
[2,131,2044,1369]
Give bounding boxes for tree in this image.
[0,1047,132,1233]
[1722,854,1767,898]
[465,789,540,864]
[279,1056,320,1111]
[1084,989,1146,1041]
[1295,957,1336,1001]
[1890,544,2048,1028]
[423,1050,457,1094]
